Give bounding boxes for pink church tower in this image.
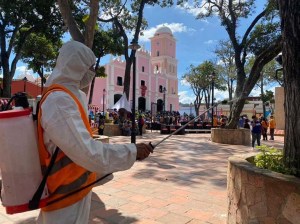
[91,26,179,113]
[150,26,178,112]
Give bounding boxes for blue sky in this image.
[10,1,275,104]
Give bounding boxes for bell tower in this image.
[150,26,177,75]
[150,26,179,112]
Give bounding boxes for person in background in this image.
[98,115,105,135]
[238,116,244,128]
[251,115,262,149]
[269,115,276,140]
[37,41,153,224]
[220,114,227,128]
[261,117,269,141]
[244,118,250,129]
[138,115,145,136]
[213,114,218,128]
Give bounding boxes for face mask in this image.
[80,69,95,89]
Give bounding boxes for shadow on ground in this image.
[90,192,138,224]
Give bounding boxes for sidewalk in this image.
[0,133,284,224]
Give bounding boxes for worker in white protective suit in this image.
[37,40,153,224]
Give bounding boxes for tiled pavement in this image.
[0,132,284,224]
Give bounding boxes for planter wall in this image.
[227,153,300,224]
[103,124,122,136]
[211,128,251,146]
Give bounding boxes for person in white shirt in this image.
[37,40,152,224]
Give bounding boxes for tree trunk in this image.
[278,0,300,175]
[123,58,133,99]
[88,56,101,104]
[227,98,246,129]
[261,74,266,117]
[57,0,84,43]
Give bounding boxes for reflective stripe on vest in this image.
[38,84,96,211]
[54,171,91,195]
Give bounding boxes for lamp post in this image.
[210,71,216,128]
[190,102,193,116]
[162,86,166,112]
[102,89,106,116]
[23,77,28,92]
[128,40,141,144]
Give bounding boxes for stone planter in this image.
[227,153,300,224]
[103,123,122,136]
[211,128,250,146]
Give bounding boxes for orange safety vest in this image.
[37,84,96,211]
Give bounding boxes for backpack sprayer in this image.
[0,93,48,214]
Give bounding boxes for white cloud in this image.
[179,90,195,104]
[176,1,209,21]
[204,39,215,44]
[180,79,190,87]
[16,65,28,72]
[14,66,35,80]
[139,23,195,42]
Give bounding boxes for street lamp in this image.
[23,77,28,92]
[210,71,216,128]
[128,40,141,144]
[190,102,193,115]
[102,89,106,116]
[162,87,167,112]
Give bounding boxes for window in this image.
[117,76,123,86]
[141,80,145,86]
[142,66,145,72]
[159,85,163,93]
[157,51,160,56]
[154,65,159,73]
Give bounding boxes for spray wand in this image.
[149,100,233,150]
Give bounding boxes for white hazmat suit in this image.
[37,41,137,224]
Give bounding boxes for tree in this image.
[0,0,63,97]
[18,33,62,90]
[278,0,300,176]
[57,0,99,48]
[178,0,282,128]
[214,40,236,110]
[183,61,225,116]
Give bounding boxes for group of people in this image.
[239,115,276,149]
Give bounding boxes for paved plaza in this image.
[0,132,284,224]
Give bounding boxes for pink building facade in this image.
[91,26,179,112]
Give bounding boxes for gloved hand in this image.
[136,143,153,161]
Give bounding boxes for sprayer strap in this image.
[28,147,59,210]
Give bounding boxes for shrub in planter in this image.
[254,145,297,176]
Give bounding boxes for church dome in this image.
[155,26,172,35]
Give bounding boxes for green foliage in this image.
[260,90,274,103]
[95,66,107,78]
[18,33,62,77]
[0,0,63,97]
[254,145,296,176]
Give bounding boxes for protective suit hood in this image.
[45,41,96,88]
